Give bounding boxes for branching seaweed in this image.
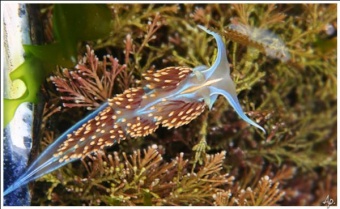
[33,146,234,206]
[50,45,127,110]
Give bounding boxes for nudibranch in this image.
[4,25,265,196]
[225,20,291,62]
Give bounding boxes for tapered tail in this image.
[4,102,109,196]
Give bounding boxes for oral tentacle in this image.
[197,25,229,79]
[209,86,266,133]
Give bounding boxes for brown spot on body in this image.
[142,67,192,91]
[152,100,206,129]
[55,107,121,162]
[108,87,144,110]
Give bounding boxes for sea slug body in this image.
[4,25,265,196]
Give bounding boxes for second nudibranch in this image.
[4,25,265,196]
